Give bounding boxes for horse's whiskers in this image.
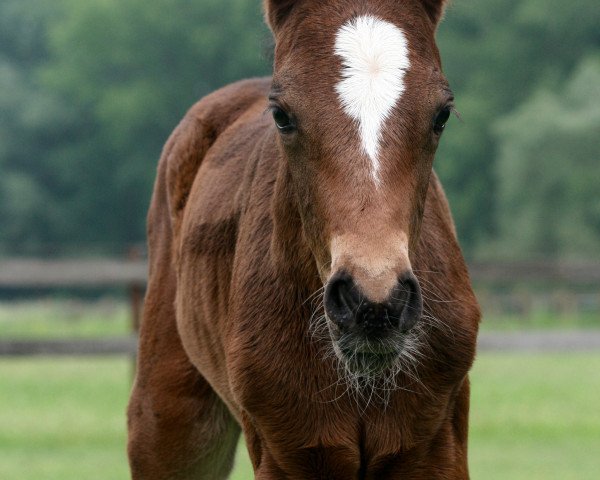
[308,319,434,407]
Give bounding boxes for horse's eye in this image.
[272,107,295,133]
[433,107,451,135]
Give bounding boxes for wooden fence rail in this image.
[2,259,600,287]
[0,259,147,287]
[2,332,600,356]
[0,337,138,356]
[0,257,146,358]
[1,258,599,357]
[469,260,600,284]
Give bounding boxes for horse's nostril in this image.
[392,273,423,333]
[324,272,360,331]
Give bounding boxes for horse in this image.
[127,0,480,478]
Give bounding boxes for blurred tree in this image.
[0,0,72,254]
[435,0,600,254]
[0,0,598,259]
[492,56,600,259]
[36,0,270,254]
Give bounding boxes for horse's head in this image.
[266,0,452,375]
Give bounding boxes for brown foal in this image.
[127,0,480,478]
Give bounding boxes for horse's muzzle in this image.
[324,270,422,339]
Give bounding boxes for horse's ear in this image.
[263,0,297,32]
[419,0,448,26]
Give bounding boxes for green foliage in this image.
[492,56,600,259]
[40,0,270,253]
[0,0,597,258]
[435,0,600,254]
[0,0,269,255]
[0,0,70,254]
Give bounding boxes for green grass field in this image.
[0,301,131,338]
[1,354,599,479]
[1,301,599,478]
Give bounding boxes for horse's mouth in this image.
[336,344,402,375]
[324,314,407,375]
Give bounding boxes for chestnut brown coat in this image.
[128,1,480,478]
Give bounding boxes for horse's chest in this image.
[240,401,456,479]
[229,339,450,469]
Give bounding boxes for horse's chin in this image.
[324,315,407,375]
[344,350,398,375]
[331,338,405,376]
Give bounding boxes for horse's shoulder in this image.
[156,77,271,235]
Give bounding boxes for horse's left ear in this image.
[419,0,448,26]
[263,0,297,32]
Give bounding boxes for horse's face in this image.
[266,0,452,375]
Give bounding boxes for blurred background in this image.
[0,0,598,479]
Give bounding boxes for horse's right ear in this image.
[263,0,297,32]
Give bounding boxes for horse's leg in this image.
[127,152,240,477]
[127,268,240,479]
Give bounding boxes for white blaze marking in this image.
[334,15,410,184]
